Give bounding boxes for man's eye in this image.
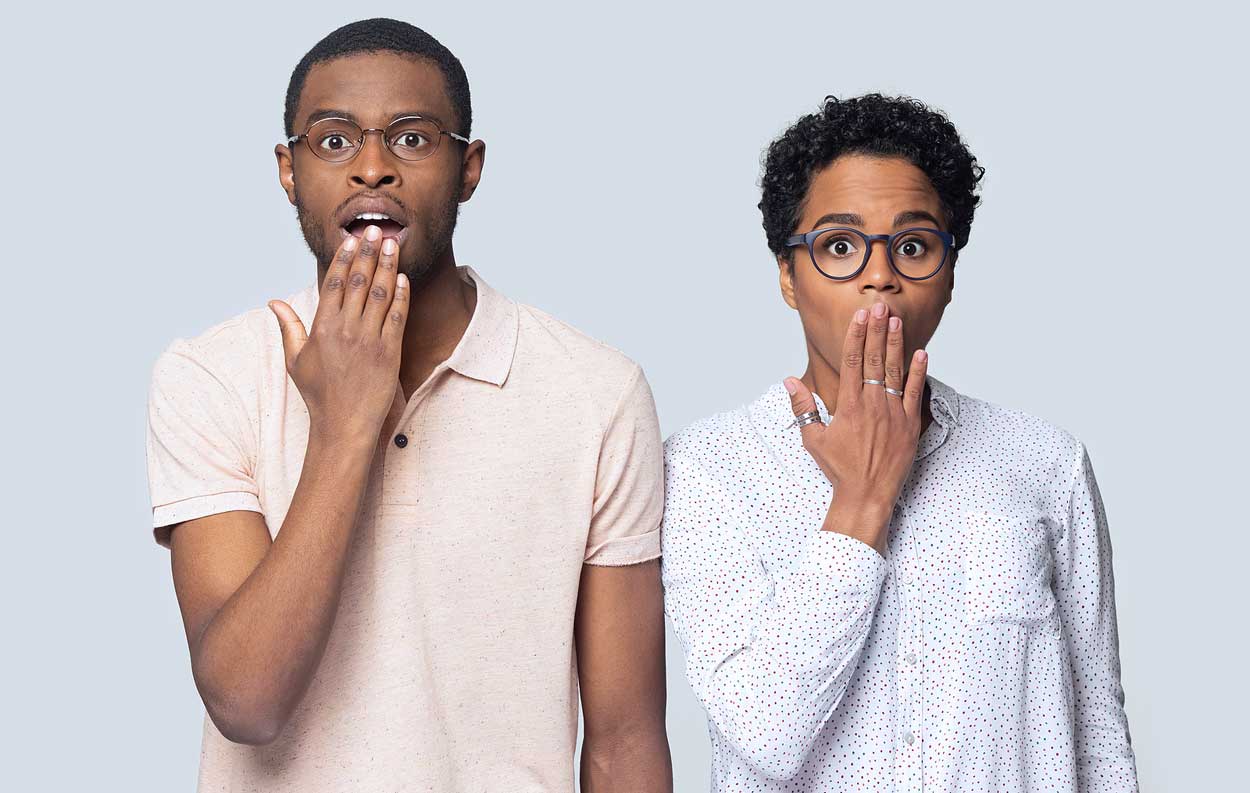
[318,134,355,151]
[391,132,430,150]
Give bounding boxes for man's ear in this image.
[778,255,800,310]
[458,140,486,203]
[275,144,297,206]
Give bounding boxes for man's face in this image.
[779,154,955,380]
[275,51,484,285]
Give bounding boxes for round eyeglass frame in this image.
[286,115,470,163]
[784,226,956,281]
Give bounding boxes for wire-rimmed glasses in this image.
[286,115,469,163]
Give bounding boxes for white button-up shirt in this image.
[661,375,1138,791]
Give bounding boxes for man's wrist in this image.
[307,420,382,458]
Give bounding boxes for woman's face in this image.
[779,154,955,381]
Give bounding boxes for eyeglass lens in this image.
[811,228,948,279]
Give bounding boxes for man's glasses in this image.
[785,226,955,281]
[287,115,470,163]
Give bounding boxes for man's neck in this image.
[396,259,477,401]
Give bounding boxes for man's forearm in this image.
[192,427,378,743]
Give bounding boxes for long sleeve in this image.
[660,446,888,781]
[1052,442,1139,792]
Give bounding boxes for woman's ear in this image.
[779,255,799,310]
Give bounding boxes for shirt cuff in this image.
[152,492,263,548]
[584,527,661,566]
[794,529,889,590]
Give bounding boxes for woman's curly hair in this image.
[759,93,985,262]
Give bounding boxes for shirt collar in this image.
[295,264,518,388]
[443,266,519,386]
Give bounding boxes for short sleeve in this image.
[145,338,261,547]
[583,365,663,566]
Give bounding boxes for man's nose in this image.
[349,131,400,188]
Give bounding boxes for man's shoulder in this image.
[150,285,310,389]
[513,301,644,391]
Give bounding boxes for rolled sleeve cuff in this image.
[796,529,889,589]
[584,527,661,566]
[152,491,263,548]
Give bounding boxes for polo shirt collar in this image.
[444,266,518,387]
[296,264,518,388]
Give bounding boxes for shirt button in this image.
[904,731,916,745]
[394,433,408,448]
[905,652,917,665]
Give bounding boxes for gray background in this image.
[3,0,1245,789]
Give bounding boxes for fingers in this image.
[267,300,308,372]
[362,237,400,332]
[903,349,929,420]
[884,313,905,408]
[317,235,358,318]
[837,307,869,411]
[785,376,825,445]
[344,225,382,317]
[382,272,411,345]
[862,301,889,397]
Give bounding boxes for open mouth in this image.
[342,212,407,241]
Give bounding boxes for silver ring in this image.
[884,386,904,397]
[862,378,886,386]
[787,410,822,429]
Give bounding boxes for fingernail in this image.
[855,309,868,323]
[872,302,887,318]
[343,236,358,251]
[889,316,901,331]
[382,238,397,254]
[366,225,380,240]
[784,378,798,395]
[397,273,408,287]
[917,350,928,362]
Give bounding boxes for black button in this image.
[394,433,408,448]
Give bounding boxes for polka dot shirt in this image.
[660,374,1138,791]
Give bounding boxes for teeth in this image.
[353,212,392,221]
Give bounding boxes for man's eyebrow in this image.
[302,108,358,127]
[299,109,451,129]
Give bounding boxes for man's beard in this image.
[295,187,461,289]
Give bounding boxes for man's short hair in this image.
[284,18,472,138]
[759,93,984,261]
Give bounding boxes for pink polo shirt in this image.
[145,265,662,792]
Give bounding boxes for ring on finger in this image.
[884,386,904,397]
[787,410,823,429]
[862,378,886,386]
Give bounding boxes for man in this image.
[145,18,671,792]
[660,94,1137,791]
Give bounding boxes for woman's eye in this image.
[897,239,926,257]
[825,238,858,257]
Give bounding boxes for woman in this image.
[660,94,1138,791]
